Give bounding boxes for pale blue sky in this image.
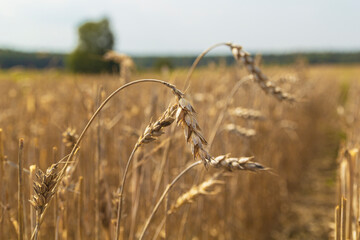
[0,0,359,54]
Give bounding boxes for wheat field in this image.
[0,45,359,240]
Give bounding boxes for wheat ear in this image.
[30,163,59,240]
[228,107,265,120]
[230,44,296,102]
[222,124,256,138]
[115,102,180,240]
[29,79,182,239]
[168,172,224,214]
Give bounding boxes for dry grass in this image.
[0,47,358,239]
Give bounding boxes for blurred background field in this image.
[1,62,359,239]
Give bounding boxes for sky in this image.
[0,0,359,55]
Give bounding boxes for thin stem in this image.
[31,79,182,238]
[178,76,251,237]
[208,76,252,148]
[139,160,202,240]
[95,86,103,240]
[63,79,181,174]
[18,139,24,240]
[115,143,139,240]
[183,42,231,91]
[32,213,40,240]
[77,176,84,240]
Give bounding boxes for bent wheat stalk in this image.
[30,79,183,240]
[183,42,232,91]
[114,103,179,240]
[139,160,202,240]
[140,154,266,239]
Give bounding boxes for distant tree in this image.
[67,18,116,73]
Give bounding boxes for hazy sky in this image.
[0,0,359,54]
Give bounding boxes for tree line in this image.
[0,18,359,72]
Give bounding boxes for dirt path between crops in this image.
[273,155,337,240]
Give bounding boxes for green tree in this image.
[67,18,116,73]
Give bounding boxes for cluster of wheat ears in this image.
[1,42,300,240]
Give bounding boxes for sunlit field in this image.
[1,62,360,240]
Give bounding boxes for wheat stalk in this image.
[30,163,59,240]
[27,79,183,240]
[115,102,180,240]
[76,176,84,240]
[138,160,202,240]
[183,42,232,90]
[17,139,24,240]
[230,44,296,102]
[140,153,267,239]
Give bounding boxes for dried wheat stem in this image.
[139,160,202,240]
[63,79,182,178]
[208,76,251,148]
[114,144,139,240]
[183,42,231,90]
[30,79,183,239]
[95,86,103,240]
[335,205,340,240]
[152,125,176,201]
[77,176,84,240]
[29,165,36,234]
[52,147,59,240]
[115,103,178,240]
[340,196,347,240]
[18,139,24,240]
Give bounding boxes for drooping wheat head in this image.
[230,44,296,102]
